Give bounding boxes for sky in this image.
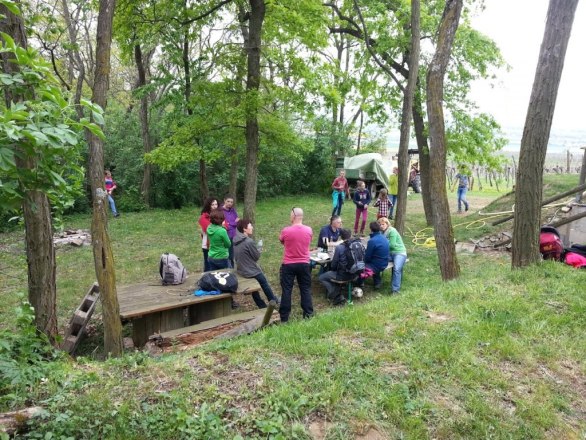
[469,0,586,132]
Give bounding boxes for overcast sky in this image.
[469,0,586,131]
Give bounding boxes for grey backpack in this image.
[159,253,187,285]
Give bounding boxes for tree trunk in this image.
[394,0,420,235]
[242,0,265,224]
[87,0,123,356]
[412,81,434,226]
[229,147,239,199]
[199,159,209,200]
[512,0,579,268]
[426,0,462,281]
[134,43,153,207]
[1,3,58,343]
[61,0,86,121]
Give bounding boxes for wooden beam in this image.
[492,183,586,226]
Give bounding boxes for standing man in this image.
[279,207,314,323]
[221,194,239,266]
[451,166,470,213]
[104,170,120,217]
[388,167,398,219]
[331,169,350,217]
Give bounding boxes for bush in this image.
[0,297,64,408]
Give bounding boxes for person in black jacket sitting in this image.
[318,228,354,305]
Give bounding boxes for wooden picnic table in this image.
[118,270,261,346]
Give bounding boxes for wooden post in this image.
[576,147,586,202]
[261,300,277,328]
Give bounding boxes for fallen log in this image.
[547,209,586,228]
[492,183,586,226]
[218,301,278,339]
[0,407,43,435]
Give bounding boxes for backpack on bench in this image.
[159,253,187,285]
[197,271,238,292]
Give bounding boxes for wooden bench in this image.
[118,270,261,346]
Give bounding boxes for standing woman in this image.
[386,219,407,294]
[221,194,239,267]
[198,197,218,272]
[207,209,232,270]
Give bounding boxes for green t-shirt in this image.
[388,174,398,195]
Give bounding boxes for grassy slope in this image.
[1,175,585,439]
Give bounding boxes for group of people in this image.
[196,195,406,322]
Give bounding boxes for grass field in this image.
[1,175,584,439]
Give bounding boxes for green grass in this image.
[1,175,585,439]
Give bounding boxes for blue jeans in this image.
[332,192,344,217]
[108,194,118,215]
[457,187,469,212]
[208,258,232,271]
[390,253,407,293]
[389,194,397,217]
[202,249,211,272]
[250,272,277,308]
[279,263,313,322]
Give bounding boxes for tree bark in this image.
[134,43,153,207]
[512,0,579,268]
[242,0,266,224]
[426,0,462,281]
[1,3,58,343]
[394,0,420,235]
[87,0,123,356]
[412,82,434,226]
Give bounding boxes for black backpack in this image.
[343,239,366,274]
[197,271,238,292]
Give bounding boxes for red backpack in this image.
[539,226,563,261]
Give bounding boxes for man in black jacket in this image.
[318,229,355,305]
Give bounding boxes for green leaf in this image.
[0,32,16,50]
[0,1,21,15]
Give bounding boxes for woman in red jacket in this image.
[198,197,218,272]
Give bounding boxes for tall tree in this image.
[512,0,579,267]
[394,0,420,235]
[426,0,463,281]
[1,2,57,342]
[242,0,265,223]
[87,0,123,356]
[134,43,153,206]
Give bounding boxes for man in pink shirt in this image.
[279,207,314,322]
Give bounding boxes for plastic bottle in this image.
[257,239,263,251]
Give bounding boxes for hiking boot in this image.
[114,213,120,217]
[465,205,469,212]
[333,294,346,306]
[374,283,382,290]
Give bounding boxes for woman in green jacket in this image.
[377,216,407,294]
[207,209,232,270]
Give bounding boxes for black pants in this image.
[279,263,313,322]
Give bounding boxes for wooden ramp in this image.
[61,283,99,354]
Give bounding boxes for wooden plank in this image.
[61,283,100,354]
[155,309,266,340]
[189,297,232,324]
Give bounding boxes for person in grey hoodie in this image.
[233,218,279,308]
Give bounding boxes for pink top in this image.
[331,176,349,195]
[280,224,313,264]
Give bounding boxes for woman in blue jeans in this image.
[233,218,279,308]
[379,217,407,294]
